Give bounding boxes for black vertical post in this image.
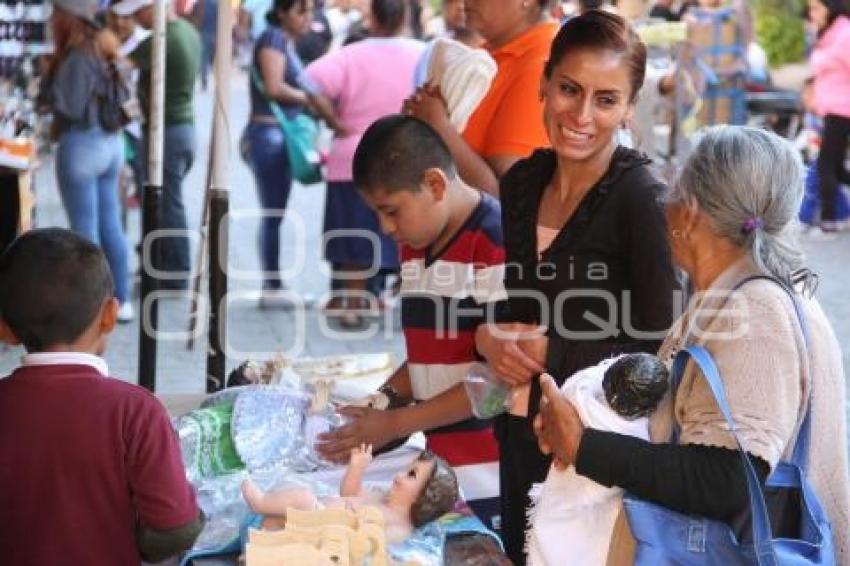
[138,183,161,391]
[206,187,228,392]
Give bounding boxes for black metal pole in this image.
[138,182,161,391]
[138,0,167,392]
[206,187,228,392]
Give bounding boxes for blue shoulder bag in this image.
[623,282,834,565]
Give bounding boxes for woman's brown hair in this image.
[48,8,120,77]
[544,10,647,103]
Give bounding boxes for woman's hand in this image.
[533,373,584,470]
[475,323,547,386]
[315,406,399,464]
[402,83,450,132]
[306,92,350,139]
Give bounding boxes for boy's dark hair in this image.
[352,114,457,194]
[410,450,460,528]
[0,228,113,351]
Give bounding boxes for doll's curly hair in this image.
[410,451,459,528]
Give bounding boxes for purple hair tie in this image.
[741,216,763,235]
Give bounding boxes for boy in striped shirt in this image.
[316,115,505,529]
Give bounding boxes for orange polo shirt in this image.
[462,21,558,158]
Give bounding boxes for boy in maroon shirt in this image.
[0,228,203,565]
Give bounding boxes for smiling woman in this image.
[472,11,680,564]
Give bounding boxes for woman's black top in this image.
[498,146,679,415]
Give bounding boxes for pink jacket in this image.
[812,15,850,119]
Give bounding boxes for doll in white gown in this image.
[526,353,669,566]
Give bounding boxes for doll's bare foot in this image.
[241,482,320,516]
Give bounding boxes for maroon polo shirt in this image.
[0,363,199,565]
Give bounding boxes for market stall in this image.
[0,0,48,253]
[159,353,508,566]
[0,145,35,254]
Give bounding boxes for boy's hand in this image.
[348,443,373,470]
[316,407,399,464]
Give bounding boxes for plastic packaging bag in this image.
[388,520,445,566]
[463,363,511,419]
[175,403,245,484]
[231,385,344,473]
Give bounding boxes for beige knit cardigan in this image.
[607,257,850,565]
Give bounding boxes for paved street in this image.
[1,69,848,447]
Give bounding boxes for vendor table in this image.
[184,534,510,566]
[0,166,34,254]
[158,393,511,565]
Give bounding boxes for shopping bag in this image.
[624,344,834,565]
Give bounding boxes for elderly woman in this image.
[535,126,850,564]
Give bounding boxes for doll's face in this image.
[390,458,435,506]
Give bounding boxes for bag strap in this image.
[250,67,294,130]
[672,275,813,465]
[673,347,778,564]
[669,275,815,565]
[729,275,813,470]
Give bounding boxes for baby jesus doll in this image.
[526,353,669,566]
[241,445,460,544]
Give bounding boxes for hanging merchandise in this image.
[0,0,48,254]
[0,0,50,81]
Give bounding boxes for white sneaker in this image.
[117,302,135,323]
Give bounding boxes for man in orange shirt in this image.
[407,1,558,196]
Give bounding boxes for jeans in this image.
[799,162,850,226]
[817,114,850,223]
[245,122,293,289]
[124,130,145,197]
[144,123,195,286]
[201,32,216,89]
[56,127,129,303]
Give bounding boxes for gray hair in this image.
[672,126,809,288]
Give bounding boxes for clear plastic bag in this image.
[388,520,445,566]
[174,403,244,484]
[463,363,511,419]
[231,385,344,474]
[191,472,252,552]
